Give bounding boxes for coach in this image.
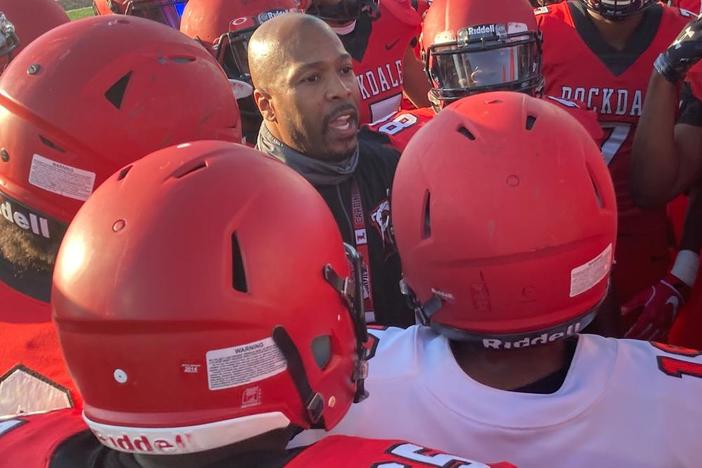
[248,13,412,327]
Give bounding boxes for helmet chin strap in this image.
[427,89,442,114]
[272,326,326,428]
[270,245,371,430]
[324,244,369,403]
[330,20,357,35]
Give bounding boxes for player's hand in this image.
[622,273,691,341]
[655,15,702,83]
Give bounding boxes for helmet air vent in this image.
[231,233,248,293]
[39,135,65,153]
[104,71,133,109]
[163,55,196,64]
[173,160,207,179]
[116,165,133,181]
[457,126,475,141]
[587,164,605,209]
[526,115,537,130]
[422,190,432,239]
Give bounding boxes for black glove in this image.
[655,16,702,83]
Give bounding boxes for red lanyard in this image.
[350,180,376,323]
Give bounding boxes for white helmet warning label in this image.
[570,243,612,298]
[206,337,287,391]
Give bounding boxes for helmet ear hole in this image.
[311,335,332,370]
[231,233,248,292]
[104,71,132,109]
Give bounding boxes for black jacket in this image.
[310,130,414,327]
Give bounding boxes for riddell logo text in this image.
[467,24,496,36]
[483,322,583,350]
[93,431,191,454]
[257,8,292,23]
[0,200,50,238]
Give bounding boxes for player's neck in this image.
[586,10,645,52]
[133,446,242,468]
[450,339,571,391]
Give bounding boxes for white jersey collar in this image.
[419,330,617,428]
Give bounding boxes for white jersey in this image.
[291,326,702,468]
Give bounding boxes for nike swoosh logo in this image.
[385,39,400,50]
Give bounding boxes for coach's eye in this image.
[340,65,353,75]
[303,74,320,83]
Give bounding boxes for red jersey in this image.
[0,409,86,468]
[0,283,80,419]
[0,411,515,468]
[288,435,515,467]
[536,1,692,299]
[668,0,700,13]
[369,106,435,151]
[370,96,602,152]
[343,0,420,125]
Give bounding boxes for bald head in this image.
[248,13,340,91]
[250,12,360,161]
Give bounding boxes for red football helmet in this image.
[181,0,306,84]
[180,0,305,143]
[53,141,368,454]
[420,0,542,109]
[578,0,656,20]
[92,0,187,28]
[393,92,617,347]
[0,15,241,228]
[0,0,69,74]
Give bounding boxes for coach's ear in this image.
[254,88,276,122]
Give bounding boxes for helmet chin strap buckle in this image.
[305,392,325,424]
[399,279,445,325]
[353,359,369,403]
[324,265,352,302]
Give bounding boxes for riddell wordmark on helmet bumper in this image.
[482,321,587,350]
[0,199,50,238]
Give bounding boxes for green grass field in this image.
[67,6,94,20]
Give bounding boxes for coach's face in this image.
[260,25,360,161]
